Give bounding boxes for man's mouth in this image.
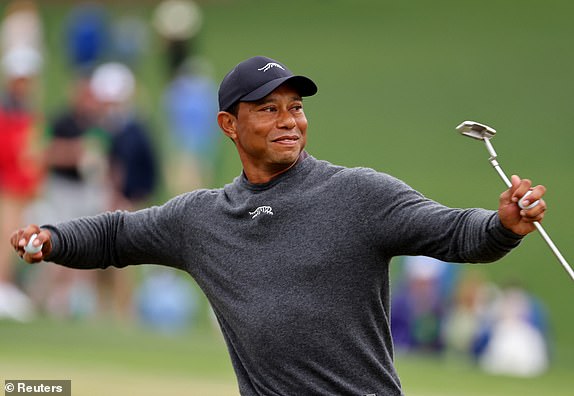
[272,135,299,144]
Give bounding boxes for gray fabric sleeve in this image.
[43,193,192,270]
[347,167,522,263]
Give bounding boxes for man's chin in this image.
[272,148,302,165]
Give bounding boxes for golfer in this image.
[11,56,547,396]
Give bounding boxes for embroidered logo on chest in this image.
[249,206,274,219]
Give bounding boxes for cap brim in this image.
[241,75,317,102]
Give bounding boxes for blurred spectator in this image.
[442,270,498,359]
[152,0,203,78]
[0,0,42,54]
[90,62,158,321]
[477,284,550,377]
[64,1,109,73]
[24,74,109,319]
[38,74,108,219]
[391,256,458,353]
[153,0,219,192]
[0,44,43,321]
[163,56,219,193]
[90,62,157,210]
[442,272,551,376]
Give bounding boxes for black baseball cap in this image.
[218,56,318,112]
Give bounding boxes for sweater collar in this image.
[239,151,310,191]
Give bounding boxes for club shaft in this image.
[492,161,512,188]
[533,222,574,281]
[486,147,574,281]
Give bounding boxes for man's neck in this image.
[243,151,308,184]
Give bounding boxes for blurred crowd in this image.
[391,256,551,377]
[0,1,219,333]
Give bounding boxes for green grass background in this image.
[2,0,574,395]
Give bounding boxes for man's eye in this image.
[261,106,276,112]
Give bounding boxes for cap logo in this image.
[257,62,285,72]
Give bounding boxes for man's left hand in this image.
[499,175,547,235]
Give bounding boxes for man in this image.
[23,74,106,319]
[11,56,547,395]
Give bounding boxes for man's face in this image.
[228,84,308,181]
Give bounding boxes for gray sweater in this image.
[45,154,522,396]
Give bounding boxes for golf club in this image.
[456,120,574,282]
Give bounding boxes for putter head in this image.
[456,120,496,140]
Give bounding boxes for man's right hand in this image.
[10,225,52,263]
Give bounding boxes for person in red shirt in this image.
[0,45,43,321]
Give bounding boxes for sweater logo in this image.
[249,206,274,219]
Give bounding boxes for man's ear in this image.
[217,111,237,141]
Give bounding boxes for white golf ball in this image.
[24,233,42,254]
[518,190,540,210]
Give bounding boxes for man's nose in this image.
[277,109,296,129]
